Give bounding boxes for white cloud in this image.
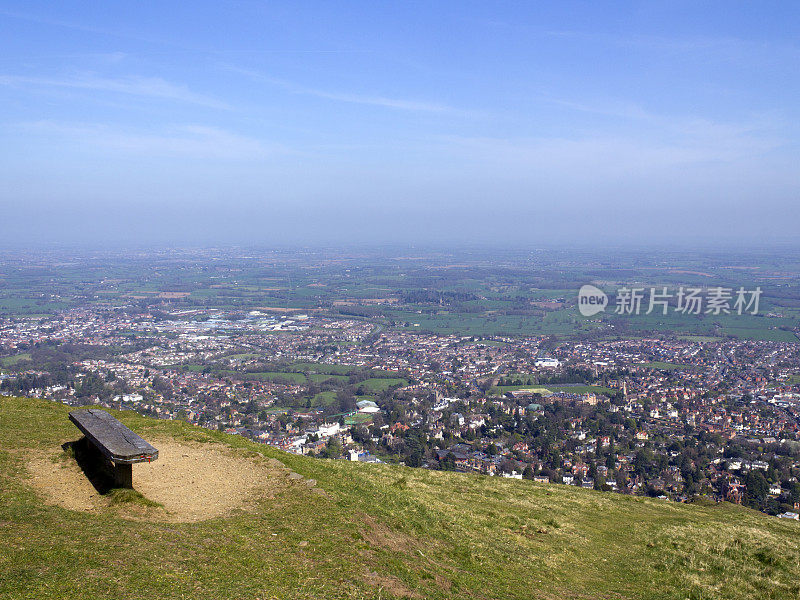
[18,121,277,159]
[0,73,229,109]
[221,64,471,115]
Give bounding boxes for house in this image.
[435,449,469,470]
[535,357,560,368]
[315,422,341,438]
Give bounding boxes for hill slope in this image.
[1,396,798,600]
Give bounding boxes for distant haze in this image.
[1,2,799,248]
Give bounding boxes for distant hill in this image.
[1,396,798,599]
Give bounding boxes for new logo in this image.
[578,285,608,316]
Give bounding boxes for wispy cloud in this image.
[222,64,472,115]
[542,94,788,153]
[17,121,277,159]
[442,133,777,172]
[546,97,655,121]
[297,88,454,113]
[0,73,230,109]
[432,108,788,185]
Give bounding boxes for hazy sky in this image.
[1,1,798,247]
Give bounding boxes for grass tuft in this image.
[106,488,162,507]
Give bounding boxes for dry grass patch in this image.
[363,569,421,599]
[360,514,421,553]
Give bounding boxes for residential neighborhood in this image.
[3,297,800,518]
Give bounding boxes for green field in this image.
[2,396,799,599]
[641,361,695,371]
[0,353,32,368]
[290,362,356,375]
[607,308,800,343]
[310,390,338,407]
[492,384,616,396]
[344,413,374,425]
[226,352,261,360]
[178,367,348,386]
[386,308,602,337]
[359,378,408,392]
[677,335,723,342]
[308,373,349,383]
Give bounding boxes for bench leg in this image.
[114,463,133,488]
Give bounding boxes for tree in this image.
[499,458,518,474]
[789,481,800,505]
[406,451,423,467]
[324,436,342,459]
[634,448,654,477]
[744,470,768,508]
[440,452,457,471]
[336,390,356,413]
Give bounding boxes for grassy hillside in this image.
[1,396,799,599]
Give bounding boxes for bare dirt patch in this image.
[363,570,421,599]
[25,455,106,514]
[360,514,418,553]
[25,438,291,522]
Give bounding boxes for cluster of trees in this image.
[497,367,595,388]
[0,366,135,402]
[739,469,800,515]
[399,290,479,305]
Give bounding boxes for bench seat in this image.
[69,409,158,488]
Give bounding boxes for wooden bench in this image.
[69,409,158,488]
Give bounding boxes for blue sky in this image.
[1,1,798,247]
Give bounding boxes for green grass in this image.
[0,352,32,368]
[309,390,338,407]
[344,413,374,425]
[641,361,695,371]
[226,352,260,360]
[678,335,723,342]
[308,373,349,383]
[492,384,616,395]
[183,366,349,386]
[211,370,308,384]
[385,308,602,337]
[290,362,356,375]
[2,396,799,599]
[719,327,798,342]
[359,378,407,392]
[248,371,308,384]
[106,488,162,507]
